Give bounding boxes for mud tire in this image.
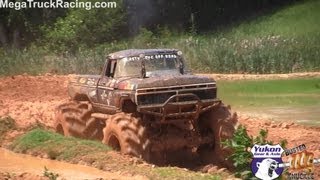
[198,103,238,169]
[102,113,150,161]
[54,101,97,138]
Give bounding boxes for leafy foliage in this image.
[222,125,287,179]
[42,0,126,52]
[0,0,302,50]
[43,167,59,180]
[0,0,319,75]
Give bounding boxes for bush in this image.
[1,31,320,76]
[42,0,126,52]
[222,125,287,179]
[43,167,59,180]
[0,117,16,142]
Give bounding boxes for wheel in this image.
[54,101,95,138]
[102,113,150,161]
[198,103,238,168]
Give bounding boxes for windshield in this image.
[114,54,180,78]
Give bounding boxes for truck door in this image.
[97,59,117,107]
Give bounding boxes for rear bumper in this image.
[137,93,221,123]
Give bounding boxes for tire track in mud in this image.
[0,74,69,128]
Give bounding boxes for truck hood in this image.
[117,74,215,90]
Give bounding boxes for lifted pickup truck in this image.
[55,49,238,166]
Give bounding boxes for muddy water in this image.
[240,106,320,126]
[0,148,121,180]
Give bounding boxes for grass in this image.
[180,0,320,74]
[229,0,320,38]
[10,129,223,179]
[218,77,320,108]
[11,128,111,160]
[1,0,320,76]
[218,77,320,125]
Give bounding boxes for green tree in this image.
[43,0,126,52]
[0,6,66,50]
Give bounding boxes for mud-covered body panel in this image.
[121,74,214,89]
[68,75,135,113]
[67,49,219,118]
[68,74,217,107]
[68,75,100,102]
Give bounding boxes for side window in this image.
[110,60,117,77]
[105,59,117,78]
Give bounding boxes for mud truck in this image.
[55,49,238,166]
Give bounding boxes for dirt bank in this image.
[0,73,319,178]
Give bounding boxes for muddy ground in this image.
[0,73,319,179]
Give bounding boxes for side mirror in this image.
[179,60,184,74]
[177,51,184,74]
[99,65,103,74]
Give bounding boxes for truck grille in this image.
[136,84,216,105]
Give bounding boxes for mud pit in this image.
[0,73,319,178]
[0,148,139,180]
[0,75,70,128]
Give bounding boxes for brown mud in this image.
[0,148,144,180]
[0,73,319,178]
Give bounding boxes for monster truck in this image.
[54,49,238,167]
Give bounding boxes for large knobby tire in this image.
[198,103,238,169]
[54,101,94,138]
[102,113,150,161]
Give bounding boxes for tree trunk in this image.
[12,28,21,49]
[0,22,8,48]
